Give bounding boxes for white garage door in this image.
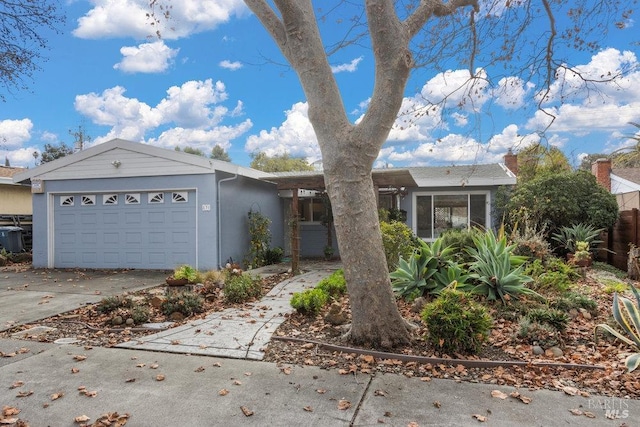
[53,191,196,269]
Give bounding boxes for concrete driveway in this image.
[0,267,169,332]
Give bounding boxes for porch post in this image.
[291,188,300,275]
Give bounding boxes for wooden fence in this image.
[595,208,640,271]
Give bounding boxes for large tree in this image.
[0,0,65,101]
[152,0,634,348]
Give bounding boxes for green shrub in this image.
[161,292,204,317]
[602,279,628,294]
[380,220,418,270]
[551,223,604,255]
[131,305,151,324]
[290,288,329,316]
[551,292,597,313]
[263,247,284,265]
[97,296,131,314]
[439,228,481,264]
[316,269,347,297]
[533,271,573,293]
[224,273,263,303]
[517,318,559,347]
[526,307,570,332]
[421,288,492,355]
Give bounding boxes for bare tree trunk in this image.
[325,156,411,347]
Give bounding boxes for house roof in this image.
[0,166,29,186]
[612,168,640,185]
[266,163,515,190]
[12,138,273,183]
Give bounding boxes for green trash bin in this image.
[0,226,24,252]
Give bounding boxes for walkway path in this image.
[116,263,341,359]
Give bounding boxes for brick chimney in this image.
[503,149,518,176]
[591,158,611,191]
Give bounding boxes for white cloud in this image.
[0,119,33,148]
[74,0,248,40]
[420,68,490,112]
[244,102,320,160]
[114,41,179,73]
[75,79,251,150]
[219,60,243,71]
[331,56,364,73]
[494,77,535,109]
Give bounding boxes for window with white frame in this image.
[148,192,164,203]
[414,192,488,240]
[103,194,118,205]
[81,195,96,206]
[125,193,140,204]
[172,192,188,203]
[60,196,74,206]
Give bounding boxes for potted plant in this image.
[166,265,198,286]
[569,241,592,267]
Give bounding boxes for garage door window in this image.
[148,192,164,203]
[81,195,96,206]
[125,193,140,204]
[61,196,74,206]
[172,192,188,203]
[103,194,118,205]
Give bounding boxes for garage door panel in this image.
[54,191,196,269]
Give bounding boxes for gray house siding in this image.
[217,172,283,268]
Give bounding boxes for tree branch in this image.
[243,0,287,47]
[405,0,479,38]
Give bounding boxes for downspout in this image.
[217,172,238,268]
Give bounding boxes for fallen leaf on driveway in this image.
[51,392,64,400]
[72,355,86,362]
[9,381,24,389]
[194,366,205,372]
[472,414,488,422]
[218,389,229,396]
[240,406,254,417]
[74,415,90,423]
[509,391,532,404]
[569,409,583,416]
[16,391,33,398]
[337,399,351,410]
[303,406,313,412]
[491,390,508,400]
[71,367,79,374]
[155,374,165,381]
[2,406,20,417]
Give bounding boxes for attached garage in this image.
[13,139,283,271]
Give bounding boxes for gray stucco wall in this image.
[32,174,218,270]
[216,172,282,269]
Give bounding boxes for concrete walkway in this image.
[116,265,340,359]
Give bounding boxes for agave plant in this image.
[390,238,455,300]
[464,230,540,303]
[551,223,604,254]
[595,285,640,372]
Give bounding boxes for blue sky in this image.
[1,1,639,170]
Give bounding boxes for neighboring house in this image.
[13,139,283,270]
[12,138,516,270]
[0,166,32,216]
[592,158,640,210]
[0,165,33,250]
